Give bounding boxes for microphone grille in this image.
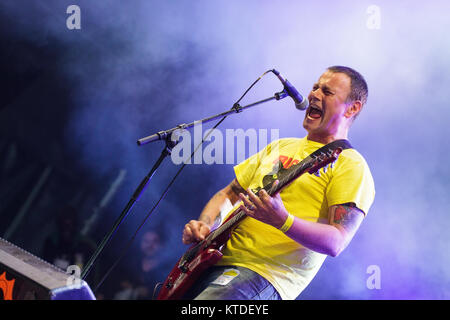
[296,96,309,111]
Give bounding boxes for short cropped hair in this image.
[327,66,368,106]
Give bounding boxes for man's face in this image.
[303,71,353,141]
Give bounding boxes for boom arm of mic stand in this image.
[136,91,288,146]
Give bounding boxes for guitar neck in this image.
[267,155,314,195]
[207,208,246,244]
[207,155,314,244]
[204,139,348,247]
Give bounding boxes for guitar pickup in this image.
[179,265,189,273]
[165,278,174,289]
[178,261,189,273]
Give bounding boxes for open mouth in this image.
[307,105,323,120]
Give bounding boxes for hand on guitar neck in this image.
[238,180,290,230]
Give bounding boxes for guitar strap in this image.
[308,138,353,158]
[260,139,353,189]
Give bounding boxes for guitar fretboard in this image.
[206,154,315,244]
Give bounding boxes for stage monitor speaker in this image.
[0,237,95,300]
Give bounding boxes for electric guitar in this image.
[157,140,350,300]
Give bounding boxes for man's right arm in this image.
[182,179,245,244]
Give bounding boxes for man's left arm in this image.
[280,202,364,257]
[240,188,365,257]
[327,203,365,256]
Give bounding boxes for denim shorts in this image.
[182,265,281,300]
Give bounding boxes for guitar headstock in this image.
[308,147,343,176]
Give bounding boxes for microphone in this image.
[272,69,309,110]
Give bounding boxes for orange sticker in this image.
[0,272,15,300]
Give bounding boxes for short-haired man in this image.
[181,66,375,300]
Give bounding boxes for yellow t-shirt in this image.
[216,137,375,300]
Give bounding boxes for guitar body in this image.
[157,245,223,300]
[156,141,347,300]
[157,209,243,300]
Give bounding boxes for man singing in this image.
[181,66,375,300]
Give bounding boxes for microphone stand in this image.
[81,136,178,280]
[81,89,289,285]
[137,91,288,146]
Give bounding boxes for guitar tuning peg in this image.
[330,160,337,169]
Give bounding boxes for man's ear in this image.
[345,100,362,119]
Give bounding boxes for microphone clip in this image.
[275,91,288,101]
[232,103,243,113]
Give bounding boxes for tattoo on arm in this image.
[199,179,245,227]
[199,186,233,226]
[212,214,222,228]
[199,214,212,225]
[330,203,364,236]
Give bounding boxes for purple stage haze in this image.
[0,1,449,300]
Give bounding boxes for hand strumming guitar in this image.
[181,178,246,245]
[182,220,211,244]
